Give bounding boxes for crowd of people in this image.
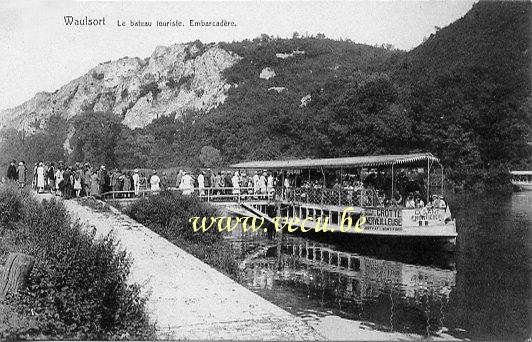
[3,160,284,200]
[5,160,151,199]
[4,160,445,209]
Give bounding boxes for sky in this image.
[0,0,475,112]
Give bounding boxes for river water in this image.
[224,191,531,340]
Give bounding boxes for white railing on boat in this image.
[101,186,382,208]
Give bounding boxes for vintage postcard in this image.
[0,1,530,341]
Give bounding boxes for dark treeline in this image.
[1,2,530,189]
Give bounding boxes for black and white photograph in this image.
[0,0,530,340]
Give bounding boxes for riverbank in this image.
[49,194,323,340]
[0,184,154,340]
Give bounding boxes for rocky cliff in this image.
[0,43,240,131]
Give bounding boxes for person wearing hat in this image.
[433,195,447,209]
[90,169,99,198]
[405,193,415,208]
[98,166,106,194]
[224,171,232,192]
[7,160,17,181]
[47,162,56,195]
[132,169,140,196]
[259,171,267,195]
[253,171,260,196]
[17,161,26,188]
[150,170,161,193]
[231,170,240,196]
[214,171,222,195]
[55,164,64,195]
[180,171,193,195]
[176,170,183,189]
[414,195,425,208]
[266,172,274,196]
[36,162,45,193]
[197,171,205,196]
[160,172,168,191]
[392,190,403,206]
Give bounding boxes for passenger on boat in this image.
[392,191,403,206]
[415,196,425,208]
[259,172,267,194]
[433,195,447,209]
[283,176,291,200]
[376,190,386,206]
[405,194,415,208]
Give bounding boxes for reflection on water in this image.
[224,191,532,340]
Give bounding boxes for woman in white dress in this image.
[55,167,63,195]
[180,172,194,195]
[73,174,82,197]
[36,162,45,193]
[150,170,161,193]
[132,169,140,196]
[197,172,205,196]
[232,171,240,196]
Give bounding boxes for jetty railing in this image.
[101,186,275,203]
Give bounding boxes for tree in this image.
[69,110,122,167]
[198,146,222,168]
[114,128,155,168]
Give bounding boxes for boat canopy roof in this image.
[230,153,439,170]
[510,170,532,175]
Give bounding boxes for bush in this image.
[0,182,25,231]
[0,185,155,340]
[126,191,240,278]
[126,191,218,242]
[91,71,105,80]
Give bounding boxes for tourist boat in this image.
[230,153,457,250]
[510,170,532,191]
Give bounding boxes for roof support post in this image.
[440,162,444,197]
[321,167,325,205]
[427,158,431,203]
[391,163,394,203]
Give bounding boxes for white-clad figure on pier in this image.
[259,172,267,195]
[132,169,140,196]
[180,171,194,195]
[197,171,205,196]
[267,173,274,196]
[150,170,161,193]
[253,171,260,196]
[36,162,45,193]
[55,168,63,194]
[232,171,240,195]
